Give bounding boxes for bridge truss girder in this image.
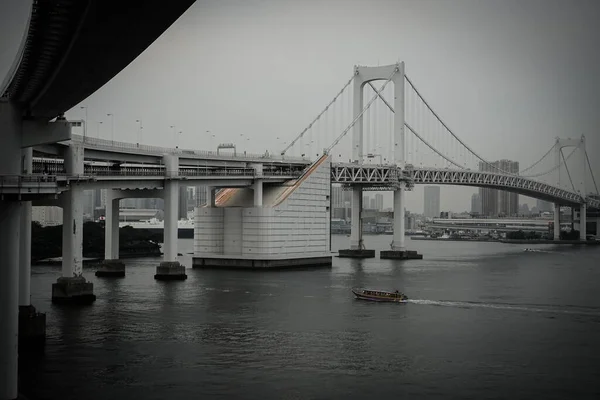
[329,163,599,210]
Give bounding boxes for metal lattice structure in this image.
[410,168,599,208]
[330,163,600,209]
[331,163,402,189]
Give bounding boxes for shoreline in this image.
[410,237,600,245]
[34,251,163,266]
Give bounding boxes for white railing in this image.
[71,134,307,163]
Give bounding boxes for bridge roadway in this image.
[425,218,557,233]
[4,141,599,210]
[331,163,600,209]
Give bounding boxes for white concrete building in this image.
[31,206,63,226]
[193,156,332,268]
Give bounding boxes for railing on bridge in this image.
[30,162,307,179]
[70,134,308,163]
[329,162,600,209]
[0,174,65,196]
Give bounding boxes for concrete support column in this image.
[61,185,83,278]
[104,191,119,260]
[580,204,587,241]
[18,160,46,352]
[97,190,125,278]
[336,187,376,259]
[393,62,405,168]
[52,143,95,304]
[350,188,363,249]
[206,186,216,207]
[0,202,20,400]
[155,154,186,280]
[392,185,406,251]
[19,147,32,307]
[163,178,179,262]
[554,203,560,241]
[352,71,364,162]
[0,100,21,400]
[251,163,263,207]
[253,180,263,207]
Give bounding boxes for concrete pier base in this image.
[193,255,332,269]
[338,249,376,258]
[95,260,125,277]
[154,261,187,281]
[51,276,96,305]
[18,305,46,354]
[380,250,423,260]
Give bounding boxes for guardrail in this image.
[26,166,305,180]
[71,134,308,163]
[0,174,58,185]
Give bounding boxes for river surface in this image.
[21,236,600,399]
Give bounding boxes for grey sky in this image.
[1,0,599,213]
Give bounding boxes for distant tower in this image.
[424,186,440,218]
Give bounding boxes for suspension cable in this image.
[405,123,465,169]
[281,74,355,156]
[404,74,523,176]
[378,81,572,179]
[326,66,398,155]
[520,143,557,174]
[585,149,599,195]
[369,81,467,169]
[523,146,577,178]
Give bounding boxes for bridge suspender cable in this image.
[281,74,356,156]
[404,123,466,169]
[585,149,599,195]
[522,146,577,179]
[560,148,577,193]
[404,75,522,177]
[519,143,557,174]
[365,81,465,170]
[325,67,398,154]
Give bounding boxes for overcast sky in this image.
[1,0,599,213]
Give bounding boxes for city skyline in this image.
[1,0,598,213]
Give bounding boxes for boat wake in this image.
[406,299,600,317]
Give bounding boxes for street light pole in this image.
[80,106,88,141]
[97,121,103,138]
[136,119,143,146]
[107,113,114,142]
[170,125,176,148]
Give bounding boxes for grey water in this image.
[21,236,600,399]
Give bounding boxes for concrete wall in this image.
[194,156,331,258]
[224,208,243,254]
[194,208,224,254]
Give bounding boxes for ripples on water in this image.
[21,237,600,399]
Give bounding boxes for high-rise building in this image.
[479,160,519,216]
[195,186,208,207]
[424,186,440,218]
[100,188,107,208]
[32,206,63,226]
[374,193,383,211]
[471,193,481,215]
[178,186,188,219]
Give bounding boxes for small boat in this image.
[352,288,408,303]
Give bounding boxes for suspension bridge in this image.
[278,62,599,257]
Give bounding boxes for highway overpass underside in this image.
[1,0,197,397]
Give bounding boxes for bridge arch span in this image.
[411,168,599,209]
